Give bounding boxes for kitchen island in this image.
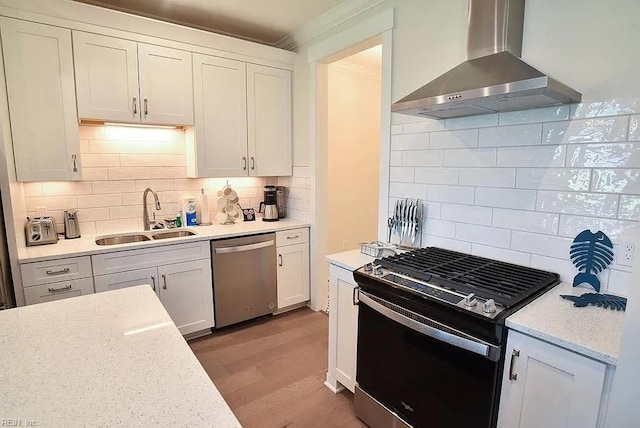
[0,285,240,427]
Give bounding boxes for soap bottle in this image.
[175,211,182,228]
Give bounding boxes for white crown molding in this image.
[274,0,385,50]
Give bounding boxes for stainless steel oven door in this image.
[355,290,502,428]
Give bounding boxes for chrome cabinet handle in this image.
[46,267,70,275]
[162,273,167,289]
[71,154,78,173]
[144,98,148,117]
[352,286,360,306]
[151,275,156,292]
[132,97,137,116]
[286,235,299,240]
[242,157,247,170]
[278,254,283,266]
[509,349,520,380]
[48,284,72,292]
[250,157,255,170]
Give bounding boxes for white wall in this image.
[327,60,381,254]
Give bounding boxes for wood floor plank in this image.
[189,308,363,427]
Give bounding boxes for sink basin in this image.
[151,230,196,239]
[95,234,152,246]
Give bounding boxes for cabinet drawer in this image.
[24,277,94,305]
[21,256,92,287]
[276,228,309,247]
[92,241,210,276]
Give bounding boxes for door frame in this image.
[307,8,394,310]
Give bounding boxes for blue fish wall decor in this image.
[569,230,614,292]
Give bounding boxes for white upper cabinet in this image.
[189,54,248,177]
[138,44,194,125]
[72,32,194,125]
[73,32,140,122]
[1,18,81,181]
[247,64,292,177]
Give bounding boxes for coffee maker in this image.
[260,185,279,222]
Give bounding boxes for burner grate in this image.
[377,247,559,307]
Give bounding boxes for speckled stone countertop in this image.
[19,219,309,263]
[506,283,627,365]
[326,249,376,271]
[0,285,241,427]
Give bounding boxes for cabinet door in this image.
[497,330,606,428]
[24,278,94,305]
[73,32,140,122]
[188,54,248,177]
[138,44,193,125]
[247,64,292,177]
[94,267,159,298]
[158,260,214,335]
[327,264,359,393]
[0,18,81,181]
[276,243,310,309]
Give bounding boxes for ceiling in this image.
[73,0,345,46]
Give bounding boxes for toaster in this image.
[25,217,59,246]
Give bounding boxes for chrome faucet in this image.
[142,187,162,231]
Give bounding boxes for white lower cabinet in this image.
[326,264,359,393]
[92,242,214,336]
[276,228,310,310]
[23,278,94,305]
[498,330,606,428]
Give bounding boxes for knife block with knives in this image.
[388,199,423,248]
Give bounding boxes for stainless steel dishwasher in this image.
[211,233,277,328]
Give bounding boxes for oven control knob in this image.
[364,263,373,273]
[374,265,384,276]
[483,299,497,314]
[463,293,477,307]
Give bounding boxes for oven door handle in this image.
[358,291,501,361]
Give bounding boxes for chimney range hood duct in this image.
[392,0,581,119]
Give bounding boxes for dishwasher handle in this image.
[214,240,275,254]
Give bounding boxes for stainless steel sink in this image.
[151,230,196,239]
[95,234,152,246]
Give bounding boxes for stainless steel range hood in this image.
[392,0,581,119]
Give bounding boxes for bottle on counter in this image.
[175,211,182,228]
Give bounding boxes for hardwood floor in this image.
[189,308,366,428]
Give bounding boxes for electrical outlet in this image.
[35,207,47,217]
[616,241,636,267]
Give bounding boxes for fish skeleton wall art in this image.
[569,230,614,292]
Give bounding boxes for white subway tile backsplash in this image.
[423,235,471,253]
[82,168,109,181]
[424,202,442,219]
[391,133,429,150]
[530,255,584,285]
[430,129,478,149]
[441,203,492,226]
[558,215,637,240]
[592,169,640,194]
[570,98,640,119]
[414,168,458,185]
[403,120,444,133]
[459,168,515,188]
[618,195,640,220]
[630,116,639,141]
[443,148,496,167]
[390,151,403,166]
[567,143,640,168]
[78,125,105,140]
[135,179,175,192]
[41,182,92,196]
[403,150,443,167]
[542,117,628,145]
[497,145,565,167]
[608,269,631,296]
[107,167,149,180]
[471,244,531,266]
[391,124,403,135]
[445,114,498,130]
[390,167,415,182]
[95,218,139,235]
[476,188,536,210]
[77,194,123,209]
[26,196,77,211]
[515,168,590,191]
[537,191,619,218]
[79,222,96,236]
[23,183,43,197]
[455,223,511,248]
[81,154,120,167]
[149,167,187,179]
[427,185,474,204]
[389,182,427,199]
[492,208,559,235]
[479,124,542,147]
[109,205,142,220]
[92,180,136,194]
[120,154,162,167]
[499,106,570,125]
[424,218,456,238]
[76,207,111,222]
[510,231,573,260]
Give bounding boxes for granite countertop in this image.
[506,283,627,365]
[326,249,376,271]
[0,285,240,427]
[19,219,309,263]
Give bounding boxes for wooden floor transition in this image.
[189,308,366,428]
